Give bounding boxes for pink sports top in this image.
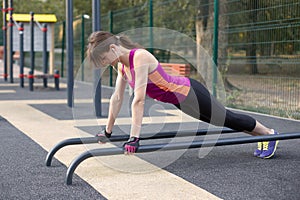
[122,49,191,104]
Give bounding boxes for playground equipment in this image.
[45,128,300,185]
[2,10,59,90]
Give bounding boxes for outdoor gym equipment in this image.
[45,127,236,167]
[28,12,60,91]
[45,128,300,185]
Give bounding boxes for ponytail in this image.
[118,34,143,49]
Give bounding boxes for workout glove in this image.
[123,137,140,154]
[96,128,112,143]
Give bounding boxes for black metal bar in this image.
[42,23,48,88]
[54,70,60,90]
[45,128,235,166]
[45,137,98,166]
[19,23,24,88]
[29,70,34,91]
[92,0,102,117]
[8,0,13,83]
[2,0,8,81]
[66,0,74,107]
[30,11,34,90]
[66,147,122,185]
[66,132,300,185]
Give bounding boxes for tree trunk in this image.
[246,0,258,74]
[195,0,214,89]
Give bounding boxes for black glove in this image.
[96,128,112,143]
[123,137,140,154]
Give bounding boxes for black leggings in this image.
[175,79,256,132]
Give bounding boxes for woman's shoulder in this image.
[133,49,158,64]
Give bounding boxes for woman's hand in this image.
[96,128,112,143]
[123,137,140,155]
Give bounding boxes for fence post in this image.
[212,0,219,97]
[81,15,85,81]
[148,0,153,54]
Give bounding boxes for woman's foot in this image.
[259,130,279,159]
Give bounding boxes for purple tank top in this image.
[122,49,191,104]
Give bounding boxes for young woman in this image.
[87,31,279,158]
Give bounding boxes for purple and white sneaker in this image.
[259,130,279,159]
[253,142,262,157]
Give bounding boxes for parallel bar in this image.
[45,137,98,166]
[45,128,235,166]
[66,132,300,185]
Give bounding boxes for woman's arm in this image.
[129,50,158,138]
[106,66,127,133]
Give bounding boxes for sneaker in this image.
[253,142,262,157]
[259,130,279,159]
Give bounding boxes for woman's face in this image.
[99,48,119,68]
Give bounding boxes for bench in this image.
[160,63,190,77]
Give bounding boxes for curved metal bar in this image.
[46,127,235,166]
[66,132,300,185]
[45,137,98,166]
[66,148,124,185]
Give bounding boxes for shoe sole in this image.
[254,151,262,157]
[261,140,279,159]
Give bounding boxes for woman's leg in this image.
[175,79,278,158]
[246,120,273,136]
[176,78,261,133]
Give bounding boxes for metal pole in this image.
[93,0,102,117]
[29,11,34,91]
[66,0,74,107]
[148,0,153,54]
[108,10,113,87]
[8,0,13,83]
[212,0,219,97]
[2,0,8,81]
[81,15,85,81]
[42,23,48,88]
[19,23,24,88]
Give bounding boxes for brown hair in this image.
[86,31,143,67]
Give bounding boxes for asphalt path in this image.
[1,76,299,200]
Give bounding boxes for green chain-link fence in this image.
[51,0,299,119]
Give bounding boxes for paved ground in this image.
[0,67,300,200]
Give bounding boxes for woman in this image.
[87,31,279,158]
